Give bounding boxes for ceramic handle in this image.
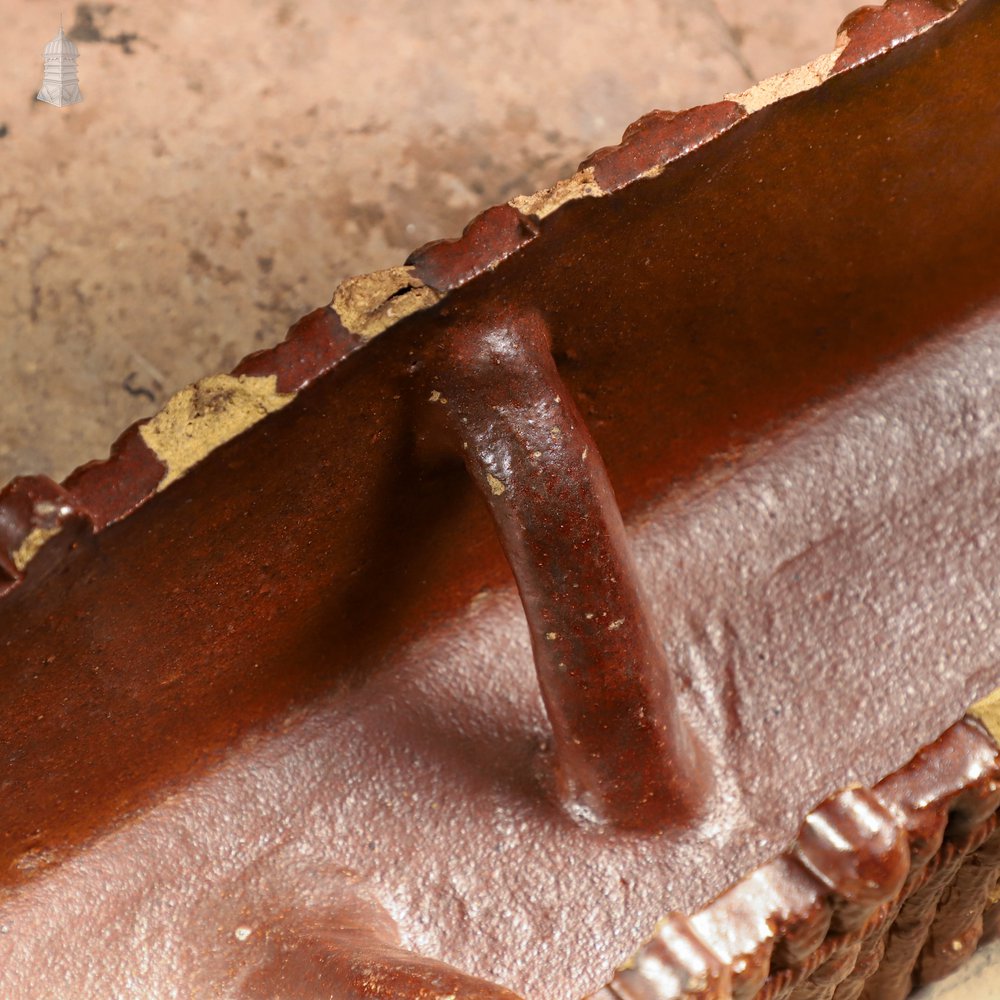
[423,303,708,829]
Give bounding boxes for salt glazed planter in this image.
[2,1,1000,998]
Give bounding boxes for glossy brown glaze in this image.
[421,303,706,828]
[794,789,909,934]
[833,0,956,72]
[406,205,540,294]
[1,0,999,998]
[858,846,967,999]
[54,306,362,535]
[580,102,745,193]
[597,720,1000,1000]
[0,474,92,584]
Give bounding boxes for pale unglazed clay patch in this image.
[969,688,1000,747]
[12,525,62,573]
[726,0,968,114]
[330,169,608,341]
[725,45,847,114]
[139,374,296,490]
[508,167,606,220]
[332,266,442,340]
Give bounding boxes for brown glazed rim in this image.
[0,0,967,592]
[589,697,1000,999]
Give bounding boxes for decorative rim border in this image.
[587,690,1000,1000]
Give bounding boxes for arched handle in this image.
[422,303,708,830]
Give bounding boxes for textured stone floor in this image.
[1,0,857,484]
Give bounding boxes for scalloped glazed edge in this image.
[585,698,1000,1000]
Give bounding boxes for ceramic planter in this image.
[1,1,999,997]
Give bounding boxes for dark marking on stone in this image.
[69,3,141,55]
[122,373,156,403]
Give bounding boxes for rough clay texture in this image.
[725,46,845,114]
[970,689,1000,749]
[332,267,441,339]
[0,0,860,485]
[138,374,295,489]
